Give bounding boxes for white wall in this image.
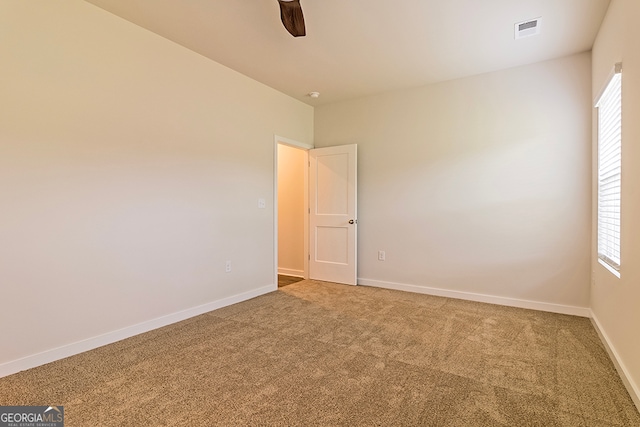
[591,0,640,407]
[277,144,306,276]
[315,53,592,313]
[0,1,312,371]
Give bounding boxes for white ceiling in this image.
[84,0,611,106]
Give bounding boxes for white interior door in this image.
[309,144,357,285]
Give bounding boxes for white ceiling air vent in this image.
[514,17,541,39]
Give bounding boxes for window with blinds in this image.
[596,63,622,274]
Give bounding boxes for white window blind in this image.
[596,64,622,272]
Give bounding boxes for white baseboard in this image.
[357,278,591,317]
[590,311,640,412]
[0,285,274,379]
[278,268,304,278]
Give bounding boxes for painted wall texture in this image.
[591,0,640,407]
[0,0,313,367]
[278,144,306,276]
[315,53,592,310]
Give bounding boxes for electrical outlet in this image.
[378,251,385,261]
[225,260,232,273]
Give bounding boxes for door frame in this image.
[273,135,313,289]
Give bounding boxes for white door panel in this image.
[309,144,357,285]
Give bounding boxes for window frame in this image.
[595,63,622,277]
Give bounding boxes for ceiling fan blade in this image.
[278,0,306,37]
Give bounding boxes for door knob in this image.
[349,219,357,224]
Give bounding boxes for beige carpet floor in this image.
[1,280,638,426]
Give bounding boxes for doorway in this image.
[275,137,311,287]
[274,137,358,288]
